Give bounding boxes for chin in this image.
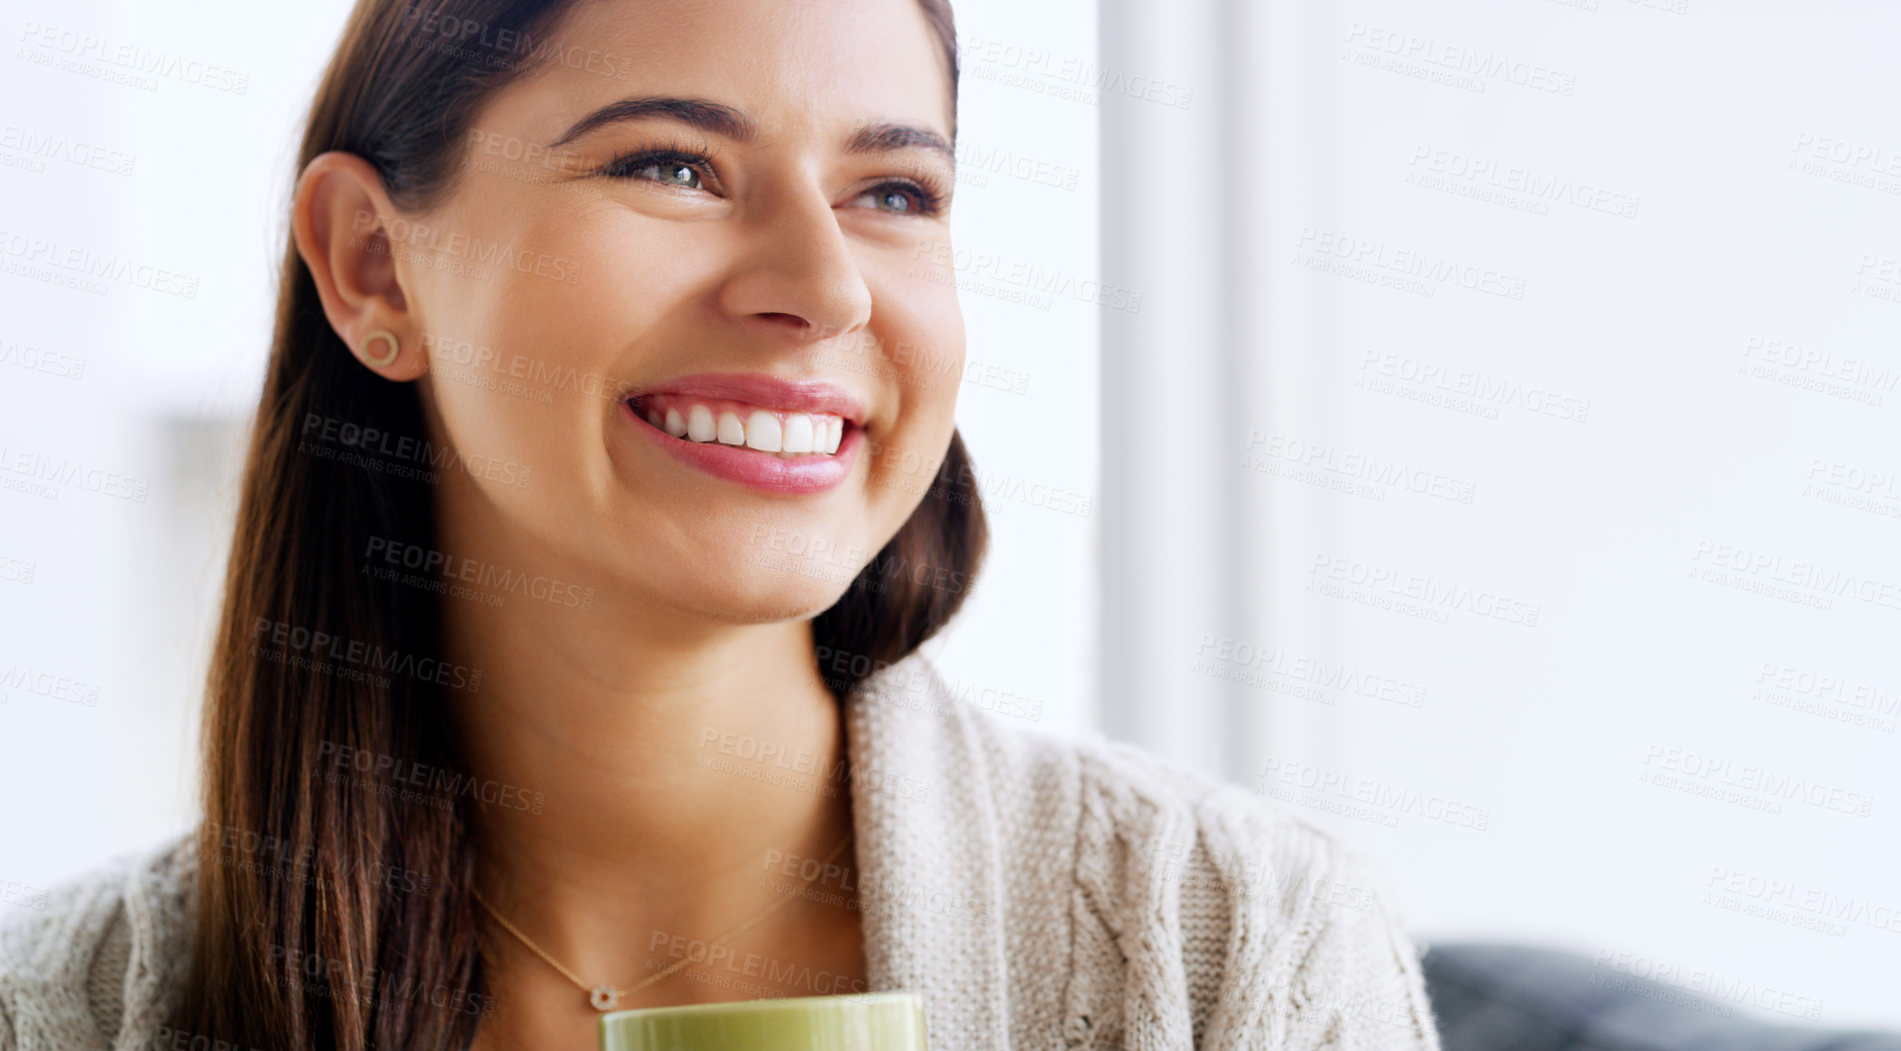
[646,540,864,624]
[688,578,858,626]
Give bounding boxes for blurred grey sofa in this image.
[1422,944,1901,1051]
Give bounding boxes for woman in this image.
[0,1,1439,1048]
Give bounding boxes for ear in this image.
[290,151,429,382]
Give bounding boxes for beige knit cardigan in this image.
[0,652,1441,1049]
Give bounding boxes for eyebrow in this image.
[844,122,955,169]
[548,96,754,149]
[547,95,955,169]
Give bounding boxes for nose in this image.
[717,186,874,344]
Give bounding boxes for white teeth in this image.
[781,414,815,453]
[744,410,782,452]
[652,401,849,456]
[687,404,717,442]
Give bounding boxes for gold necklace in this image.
[470,829,854,1013]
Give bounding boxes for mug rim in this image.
[598,989,922,1024]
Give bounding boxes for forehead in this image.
[490,0,953,145]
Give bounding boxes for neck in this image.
[442,580,854,987]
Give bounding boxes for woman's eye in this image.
[605,153,708,190]
[636,161,702,189]
[852,183,931,215]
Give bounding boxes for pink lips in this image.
[621,372,864,494]
[627,372,866,424]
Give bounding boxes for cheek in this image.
[860,299,965,524]
[414,279,619,518]
[410,201,692,477]
[879,245,967,406]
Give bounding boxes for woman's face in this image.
[401,0,963,622]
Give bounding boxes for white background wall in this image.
[1095,0,1900,1031]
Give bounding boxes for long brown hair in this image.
[173,2,977,1047]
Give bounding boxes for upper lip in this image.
[626,372,868,426]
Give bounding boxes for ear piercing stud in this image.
[361,329,400,367]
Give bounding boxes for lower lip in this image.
[621,400,861,494]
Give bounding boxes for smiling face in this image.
[396,0,964,623]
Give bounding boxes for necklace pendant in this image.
[589,985,621,1012]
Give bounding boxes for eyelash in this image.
[598,142,948,216]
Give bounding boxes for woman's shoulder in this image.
[917,665,1394,891]
[0,832,196,1051]
[1030,726,1439,1045]
[967,698,1414,918]
[876,658,1441,1047]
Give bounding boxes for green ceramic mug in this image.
[599,992,929,1051]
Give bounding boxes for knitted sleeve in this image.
[0,835,196,1051]
[1275,845,1440,1050]
[1062,735,1441,1050]
[1153,784,1435,1050]
[0,860,125,1051]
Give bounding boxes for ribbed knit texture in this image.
[0,652,1440,1049]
